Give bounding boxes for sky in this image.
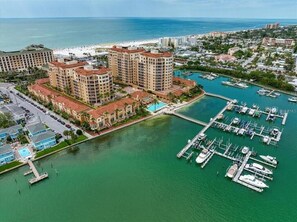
[0,0,296,19]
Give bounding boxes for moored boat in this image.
[245,163,273,175]
[226,163,238,178]
[239,175,269,188]
[232,117,240,125]
[259,155,278,165]
[288,97,297,103]
[196,149,211,164]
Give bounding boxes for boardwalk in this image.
[166,111,208,126]
[204,92,232,102]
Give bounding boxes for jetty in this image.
[27,160,48,185]
[165,111,207,126]
[204,92,232,102]
[177,101,232,158]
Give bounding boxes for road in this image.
[0,83,92,138]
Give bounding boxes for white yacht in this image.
[197,133,207,141]
[226,163,238,179]
[259,155,278,165]
[245,163,273,175]
[288,97,297,103]
[222,81,234,86]
[196,149,211,164]
[262,136,270,144]
[248,108,255,116]
[257,89,267,95]
[239,175,269,188]
[235,82,248,89]
[270,128,280,137]
[241,146,249,154]
[232,117,240,125]
[241,106,248,114]
[271,107,277,114]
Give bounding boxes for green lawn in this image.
[0,161,22,173]
[35,135,88,158]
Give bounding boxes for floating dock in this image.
[27,160,48,185]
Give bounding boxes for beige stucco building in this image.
[0,44,53,72]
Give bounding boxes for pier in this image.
[177,101,232,158]
[27,160,48,185]
[165,111,207,126]
[204,92,232,102]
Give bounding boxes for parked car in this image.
[65,124,71,129]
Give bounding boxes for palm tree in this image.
[115,108,120,120]
[63,130,69,140]
[153,98,158,112]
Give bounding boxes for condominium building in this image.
[73,66,113,104]
[48,59,113,105]
[108,46,145,84]
[137,51,173,91]
[49,59,87,93]
[108,46,173,91]
[265,23,280,29]
[262,37,295,47]
[0,44,53,72]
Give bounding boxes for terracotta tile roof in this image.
[173,89,184,97]
[109,46,145,54]
[75,67,111,76]
[29,84,59,97]
[52,96,90,113]
[141,51,172,58]
[49,61,87,69]
[173,77,196,87]
[35,78,50,84]
[130,91,152,100]
[88,98,135,119]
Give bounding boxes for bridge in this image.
[165,111,207,126]
[204,92,232,102]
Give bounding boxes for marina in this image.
[257,88,281,98]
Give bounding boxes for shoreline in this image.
[0,92,205,176]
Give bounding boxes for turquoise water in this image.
[0,18,296,51]
[18,147,31,158]
[0,72,297,221]
[147,101,167,112]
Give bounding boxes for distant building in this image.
[228,47,241,56]
[0,144,14,165]
[0,44,53,72]
[265,23,280,29]
[262,37,295,47]
[209,32,227,38]
[31,131,56,150]
[215,54,236,63]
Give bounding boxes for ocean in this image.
[0,17,297,51]
[0,73,297,222]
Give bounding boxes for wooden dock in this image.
[27,160,48,185]
[167,111,208,126]
[177,101,233,158]
[204,92,232,102]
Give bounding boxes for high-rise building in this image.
[0,44,53,72]
[137,51,173,91]
[49,59,113,105]
[108,46,173,91]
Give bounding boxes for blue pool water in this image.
[18,147,31,158]
[147,101,167,112]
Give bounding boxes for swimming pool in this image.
[18,147,32,159]
[147,101,167,112]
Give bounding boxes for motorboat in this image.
[196,149,211,164]
[241,106,248,114]
[235,82,249,89]
[232,117,240,125]
[270,128,280,137]
[222,81,234,86]
[288,97,297,103]
[245,163,273,175]
[197,133,207,141]
[239,175,269,188]
[238,128,246,136]
[259,155,278,165]
[262,136,270,144]
[271,107,277,114]
[217,114,224,120]
[252,104,258,109]
[226,163,238,179]
[241,146,249,154]
[267,114,276,121]
[248,109,255,116]
[257,89,267,95]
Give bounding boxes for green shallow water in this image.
[1,72,297,222]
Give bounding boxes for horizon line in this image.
[1,16,297,20]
